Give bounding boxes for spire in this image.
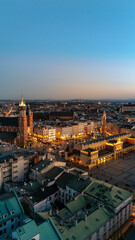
[19,97,26,107]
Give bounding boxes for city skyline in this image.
[1,0,135,99]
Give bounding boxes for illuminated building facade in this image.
[121,103,135,112]
[80,148,98,167]
[34,125,56,142]
[66,133,135,167]
[106,138,123,152]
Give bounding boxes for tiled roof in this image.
[41,167,64,181]
[0,117,18,126]
[32,159,52,172]
[15,218,63,240]
[0,132,17,140]
[31,184,59,203]
[0,191,24,224]
[56,172,91,193]
[50,111,73,117]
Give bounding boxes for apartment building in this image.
[0,191,24,239]
[34,125,56,142]
[0,153,29,187]
[39,178,132,240]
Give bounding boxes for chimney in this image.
[84,213,87,221]
[49,209,52,216]
[110,186,113,191]
[74,218,77,226]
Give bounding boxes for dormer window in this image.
[11,211,15,215]
[3,214,7,218]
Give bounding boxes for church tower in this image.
[18,97,28,147]
[101,111,106,135]
[27,104,33,135]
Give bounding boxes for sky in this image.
[0,0,135,100]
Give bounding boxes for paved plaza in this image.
[90,151,135,197]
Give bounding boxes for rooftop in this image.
[56,172,91,193]
[0,132,17,141]
[58,195,97,220]
[84,179,132,209]
[0,191,24,224]
[31,184,59,203]
[40,166,64,181]
[32,159,52,172]
[40,206,114,240]
[0,117,18,127]
[15,219,63,240]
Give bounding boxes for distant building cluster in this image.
[0,100,135,239]
[34,121,95,142]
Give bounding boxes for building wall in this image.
[34,191,59,213]
[72,125,79,136]
[122,105,135,112]
[18,115,28,147]
[86,196,132,240]
[0,126,18,132]
[27,112,33,135]
[0,214,23,238]
[12,157,29,182]
[61,126,72,138]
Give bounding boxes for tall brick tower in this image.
[101,111,106,135]
[18,97,28,147]
[27,104,33,135]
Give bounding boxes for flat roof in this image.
[84,179,132,209]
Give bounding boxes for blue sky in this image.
[0,0,135,99]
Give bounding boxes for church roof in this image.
[0,117,18,127]
[0,132,18,140]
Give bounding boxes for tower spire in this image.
[19,96,26,107]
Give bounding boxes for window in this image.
[11,224,14,230]
[0,231,2,235]
[11,218,14,222]
[13,166,17,169]
[18,215,20,219]
[13,176,18,180]
[18,221,20,227]
[4,228,6,233]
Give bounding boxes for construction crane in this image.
[5,106,13,117]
